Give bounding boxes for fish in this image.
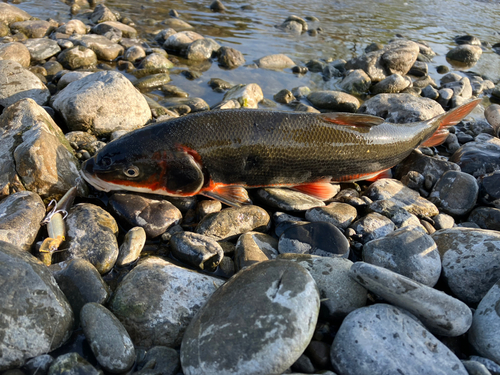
[81,98,481,206]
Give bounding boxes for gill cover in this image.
[163,146,205,195]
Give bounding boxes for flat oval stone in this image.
[363,226,441,287]
[350,212,395,244]
[116,227,146,266]
[331,304,468,375]
[180,259,320,375]
[307,90,360,112]
[196,205,270,241]
[254,53,296,70]
[469,207,500,231]
[57,46,97,70]
[23,38,60,61]
[305,202,357,229]
[80,303,135,373]
[432,228,500,304]
[350,262,472,337]
[0,42,31,67]
[170,231,224,271]
[257,188,326,212]
[234,231,278,270]
[278,221,350,258]
[429,170,478,216]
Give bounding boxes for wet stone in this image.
[23,38,61,61]
[196,205,270,241]
[124,45,146,62]
[47,353,99,375]
[70,34,124,61]
[305,202,357,230]
[363,226,441,286]
[234,231,279,270]
[23,354,54,375]
[257,187,327,212]
[338,69,371,95]
[56,19,87,35]
[278,221,350,258]
[62,203,119,274]
[161,18,194,30]
[223,83,263,108]
[469,207,500,231]
[446,45,482,65]
[208,77,232,92]
[0,241,74,371]
[255,53,295,70]
[217,46,245,69]
[139,52,174,69]
[90,4,117,23]
[99,21,137,38]
[163,31,204,53]
[0,42,30,67]
[109,257,224,348]
[51,258,110,324]
[180,259,320,375]
[80,303,135,373]
[432,227,500,304]
[195,199,221,220]
[273,89,295,104]
[307,90,360,112]
[468,356,500,375]
[186,38,220,60]
[109,193,182,238]
[135,346,180,375]
[10,20,55,38]
[469,280,500,365]
[331,304,468,375]
[369,199,425,231]
[116,226,146,266]
[159,96,209,112]
[421,85,439,101]
[0,192,45,251]
[409,60,428,76]
[170,231,224,271]
[429,170,478,216]
[434,213,455,230]
[371,73,412,94]
[57,46,97,70]
[479,171,500,203]
[279,254,367,319]
[350,212,395,244]
[0,3,31,25]
[134,72,171,90]
[449,134,500,177]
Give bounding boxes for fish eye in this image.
[101,157,113,167]
[124,165,140,178]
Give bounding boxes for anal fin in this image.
[201,184,252,207]
[364,168,392,182]
[292,182,338,200]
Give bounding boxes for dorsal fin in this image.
[319,113,385,127]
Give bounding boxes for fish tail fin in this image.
[421,98,482,147]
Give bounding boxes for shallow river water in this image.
[12,0,500,107]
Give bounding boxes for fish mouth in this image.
[80,158,112,192]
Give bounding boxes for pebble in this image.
[23,38,60,61]
[116,226,146,266]
[278,221,350,257]
[0,3,31,25]
[109,256,224,348]
[446,44,482,65]
[350,262,472,336]
[80,303,136,373]
[135,346,180,375]
[305,202,357,229]
[469,206,500,231]
[234,231,278,270]
[307,90,360,112]
[186,38,220,60]
[134,72,172,90]
[180,260,320,375]
[350,212,395,244]
[429,170,478,216]
[468,356,500,375]
[462,360,493,375]
[256,187,327,212]
[432,227,500,304]
[47,353,99,375]
[0,42,31,67]
[450,134,500,177]
[22,354,54,375]
[57,46,97,70]
[223,83,264,108]
[363,226,441,286]
[369,199,425,230]
[217,46,246,69]
[140,52,174,69]
[371,73,412,94]
[255,53,295,70]
[330,304,468,375]
[338,69,371,95]
[56,19,87,35]
[11,20,55,39]
[109,193,182,238]
[163,31,204,53]
[170,231,224,270]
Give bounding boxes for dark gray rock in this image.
[47,353,99,375]
[429,170,478,216]
[135,346,180,375]
[140,53,174,69]
[23,354,54,375]
[469,207,500,232]
[62,203,119,274]
[442,77,473,100]
[350,262,471,336]
[70,34,124,61]
[163,31,203,53]
[23,38,60,61]
[196,205,270,241]
[338,69,371,95]
[0,241,73,371]
[51,258,110,323]
[450,134,500,177]
[371,73,412,94]
[307,90,360,112]
[257,187,327,212]
[273,89,295,104]
[109,257,224,348]
[278,221,349,257]
[363,226,441,286]
[80,303,135,373]
[57,46,97,70]
[170,231,224,270]
[210,0,226,12]
[279,254,367,319]
[432,228,500,304]
[446,45,482,65]
[208,77,233,92]
[180,260,320,375]
[468,356,500,375]
[369,199,425,230]
[90,4,117,23]
[135,73,172,90]
[305,202,357,229]
[422,84,440,100]
[479,171,500,203]
[350,212,395,244]
[186,38,220,60]
[409,61,428,77]
[235,231,278,270]
[109,193,182,238]
[331,304,468,375]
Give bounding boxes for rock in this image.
[159,96,209,112]
[468,356,500,375]
[428,170,478,216]
[469,207,500,231]
[363,226,441,286]
[446,45,482,65]
[10,20,55,38]
[461,360,493,375]
[434,213,455,230]
[273,89,295,104]
[0,60,49,107]
[90,4,117,23]
[358,93,444,123]
[116,227,146,266]
[365,179,439,217]
[369,199,426,231]
[57,71,94,91]
[196,205,270,241]
[351,262,472,336]
[57,46,97,70]
[23,354,54,375]
[485,104,500,137]
[371,73,412,94]
[278,221,350,258]
[432,227,500,304]
[124,45,146,62]
[139,53,174,69]
[350,212,395,244]
[56,19,87,35]
[305,202,357,229]
[186,38,220,60]
[47,353,99,375]
[109,257,224,348]
[0,42,30,67]
[0,3,31,25]
[255,54,295,70]
[23,38,60,62]
[422,84,440,100]
[135,73,172,90]
[339,69,371,95]
[0,241,73,371]
[306,59,326,72]
[307,90,360,112]
[210,0,226,11]
[223,83,263,108]
[234,231,278,270]
[109,193,182,238]
[180,259,319,375]
[409,60,428,77]
[331,304,468,375]
[0,192,45,251]
[449,134,500,177]
[70,34,124,61]
[322,63,343,80]
[217,46,245,69]
[345,40,420,82]
[280,254,367,319]
[51,258,110,324]
[0,99,80,199]
[80,303,135,373]
[52,71,151,136]
[99,21,137,38]
[135,346,180,375]
[163,31,204,53]
[257,187,327,212]
[61,203,119,274]
[170,231,224,270]
[161,18,194,30]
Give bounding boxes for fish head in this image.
[81,141,205,197]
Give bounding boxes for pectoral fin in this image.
[201,183,252,207]
[292,181,339,200]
